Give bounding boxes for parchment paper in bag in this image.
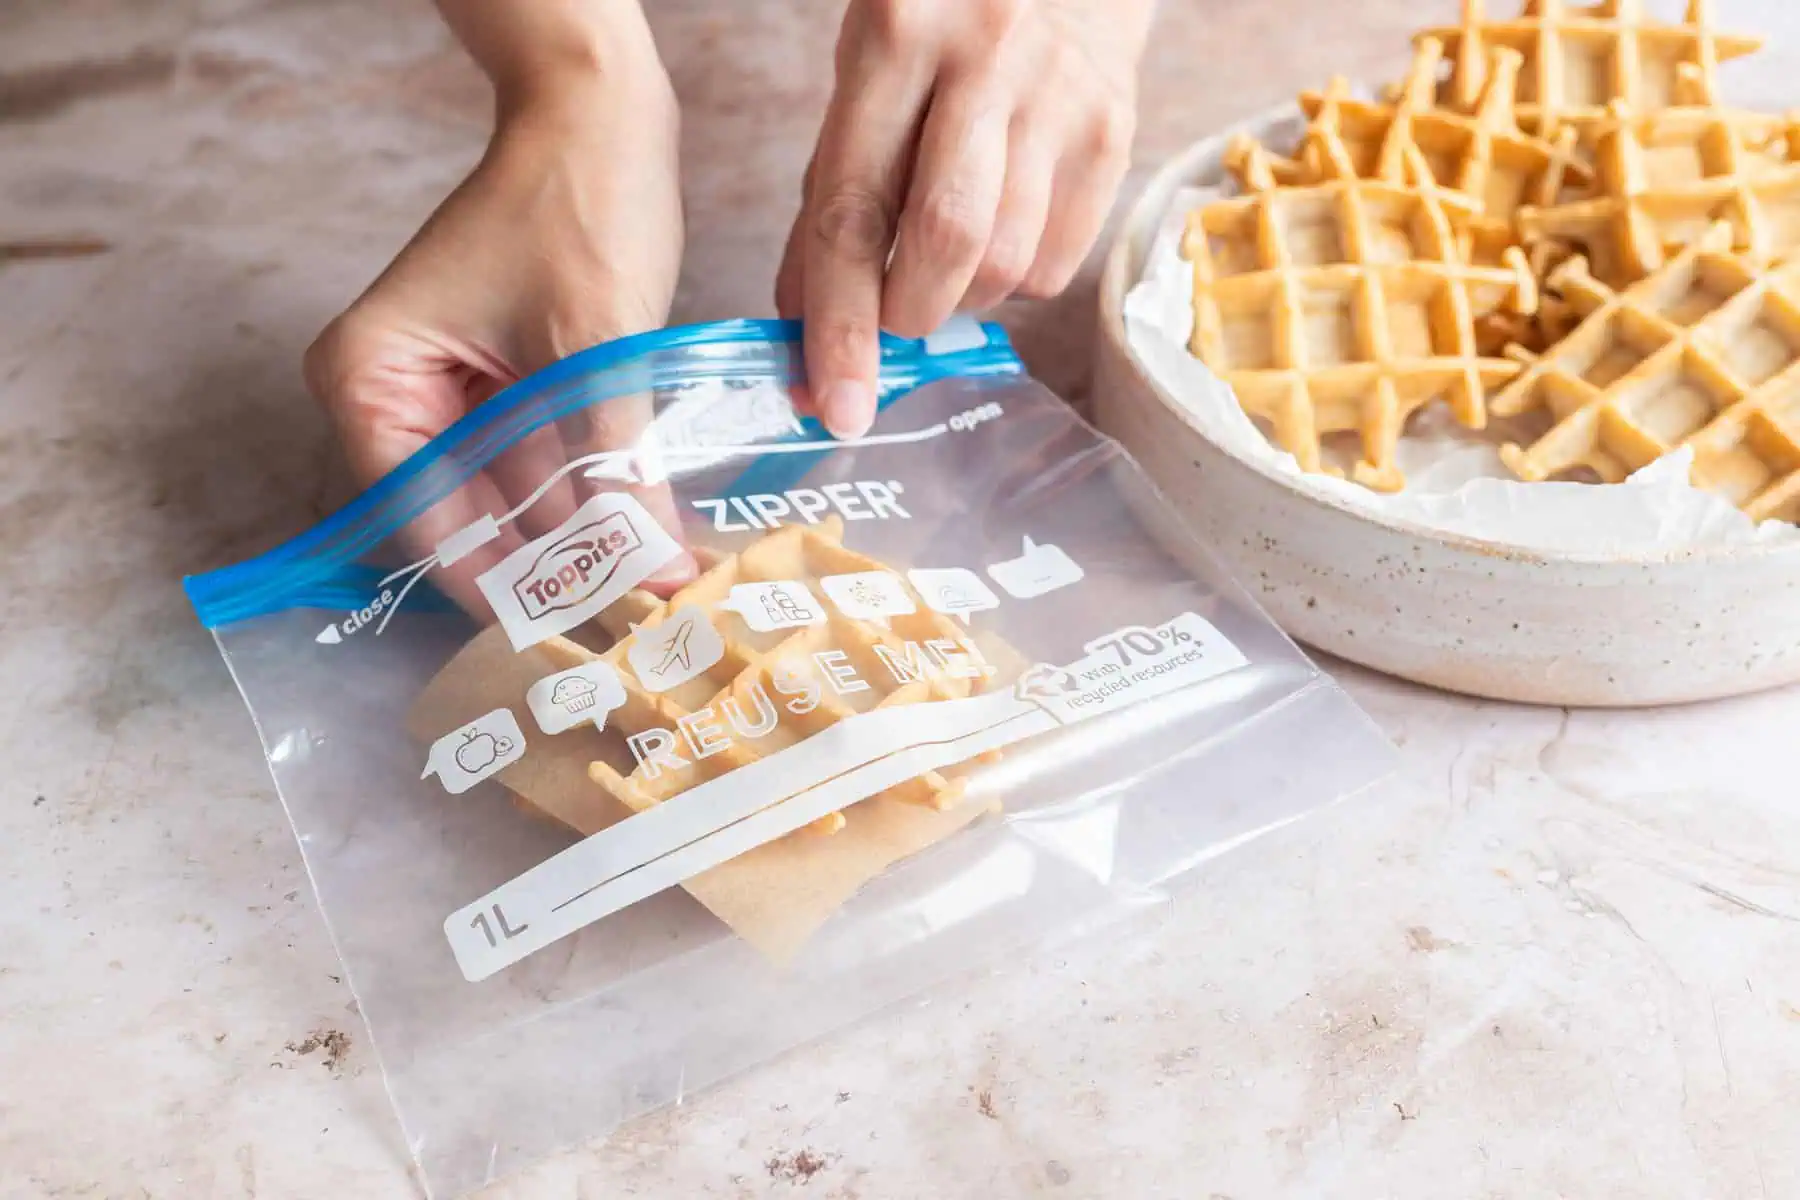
[407,623,994,963]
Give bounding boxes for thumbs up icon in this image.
[985,536,1085,599]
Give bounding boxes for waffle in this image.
[1184,139,1539,490]
[586,516,1008,828]
[1418,0,1762,139]
[1519,106,1800,285]
[1492,223,1800,522]
[1273,37,1591,255]
[406,591,1007,963]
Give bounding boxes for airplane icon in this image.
[627,604,725,692]
[654,618,697,676]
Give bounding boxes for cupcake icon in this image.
[527,663,626,735]
[550,676,599,712]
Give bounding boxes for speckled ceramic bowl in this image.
[1092,108,1800,706]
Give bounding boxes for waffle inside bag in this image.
[186,320,1392,1198]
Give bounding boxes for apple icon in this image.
[455,729,513,774]
[423,708,526,795]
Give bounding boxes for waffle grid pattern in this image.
[1185,145,1536,491]
[1419,0,1762,136]
[1280,36,1591,256]
[1521,106,1800,283]
[586,517,1000,834]
[1493,223,1800,520]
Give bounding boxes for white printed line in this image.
[373,560,437,637]
[444,687,1043,980]
[444,611,1253,980]
[356,422,953,636]
[579,423,952,483]
[549,708,1048,916]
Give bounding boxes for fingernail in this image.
[820,380,875,440]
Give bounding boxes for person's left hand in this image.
[304,64,693,612]
[775,0,1152,438]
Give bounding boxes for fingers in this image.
[563,391,697,597]
[774,213,807,322]
[489,424,585,539]
[457,359,583,542]
[405,478,528,622]
[961,122,1056,313]
[306,352,525,619]
[881,87,1126,323]
[774,154,817,320]
[1020,103,1134,298]
[789,14,1139,383]
[799,54,928,440]
[881,90,1008,337]
[633,480,699,598]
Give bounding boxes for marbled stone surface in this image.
[3,2,1797,1197]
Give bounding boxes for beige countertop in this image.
[3,1,1797,1197]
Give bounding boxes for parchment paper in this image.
[407,625,993,964]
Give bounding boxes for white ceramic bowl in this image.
[1092,108,1800,706]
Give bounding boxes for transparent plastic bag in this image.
[186,318,1394,1196]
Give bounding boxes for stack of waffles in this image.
[1183,0,1800,522]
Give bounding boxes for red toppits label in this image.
[476,491,682,652]
[512,511,643,618]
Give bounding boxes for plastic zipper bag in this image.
[186,317,1394,1196]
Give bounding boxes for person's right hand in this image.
[304,60,693,613]
[776,0,1150,439]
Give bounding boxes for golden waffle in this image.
[1492,223,1800,522]
[1474,229,1621,352]
[585,516,1006,830]
[1269,37,1591,255]
[1184,139,1539,490]
[1519,106,1800,285]
[1419,0,1762,138]
[406,603,1008,963]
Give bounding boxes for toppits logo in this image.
[514,510,640,617]
[478,493,682,651]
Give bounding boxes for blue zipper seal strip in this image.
[184,318,1023,629]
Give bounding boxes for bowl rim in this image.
[1098,103,1800,571]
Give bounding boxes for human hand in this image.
[775,0,1151,438]
[305,67,694,613]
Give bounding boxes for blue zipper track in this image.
[184,318,1022,629]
